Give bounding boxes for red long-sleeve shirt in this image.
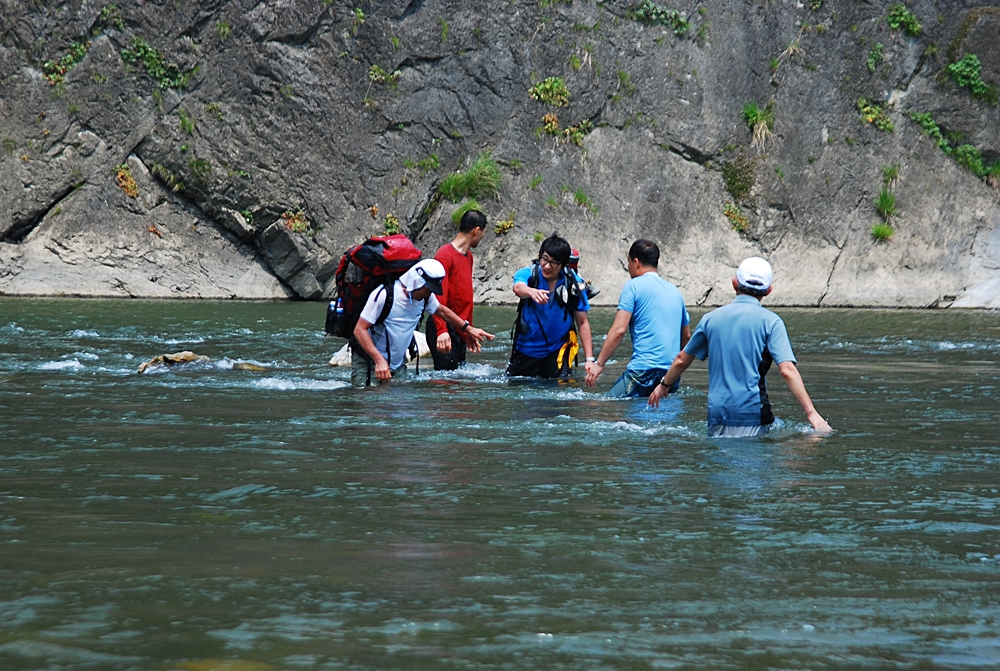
[432,242,474,340]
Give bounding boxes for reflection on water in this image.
[1,298,999,670]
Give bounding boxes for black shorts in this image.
[506,349,564,378]
[426,318,467,371]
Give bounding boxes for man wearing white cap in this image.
[352,259,494,386]
[648,257,832,436]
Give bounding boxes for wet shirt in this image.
[618,271,690,372]
[432,243,474,341]
[512,265,590,357]
[684,295,795,427]
[359,281,440,369]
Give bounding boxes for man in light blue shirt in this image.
[585,240,690,398]
[649,257,832,436]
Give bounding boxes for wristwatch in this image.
[659,377,672,388]
[460,320,470,331]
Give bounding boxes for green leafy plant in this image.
[438,152,502,202]
[528,77,570,107]
[351,8,365,36]
[416,154,439,174]
[809,0,824,10]
[774,165,785,181]
[857,97,894,132]
[282,207,310,233]
[946,54,999,105]
[616,70,636,95]
[633,1,690,36]
[546,196,559,209]
[871,223,894,242]
[2,138,16,155]
[542,112,560,135]
[741,101,775,149]
[533,231,544,242]
[529,174,544,189]
[178,109,194,135]
[953,144,986,177]
[188,158,212,185]
[562,119,594,147]
[369,64,401,86]
[723,203,749,232]
[99,5,124,31]
[873,187,896,220]
[882,164,900,189]
[121,37,190,89]
[909,112,951,153]
[114,163,138,198]
[722,154,760,201]
[439,17,449,42]
[152,163,184,192]
[494,212,515,235]
[240,209,254,225]
[383,212,400,235]
[42,41,90,85]
[697,20,710,46]
[205,102,223,120]
[573,187,598,215]
[867,43,883,74]
[216,21,231,41]
[390,35,400,50]
[886,4,921,37]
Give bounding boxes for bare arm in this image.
[680,324,691,350]
[585,309,632,387]
[778,361,832,433]
[353,318,391,381]
[647,351,696,408]
[574,310,594,360]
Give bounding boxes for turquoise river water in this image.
[1,298,999,670]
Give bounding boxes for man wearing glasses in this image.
[508,233,595,378]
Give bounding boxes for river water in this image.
[1,298,999,670]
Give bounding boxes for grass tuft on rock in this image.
[438,152,502,203]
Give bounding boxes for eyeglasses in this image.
[539,255,563,269]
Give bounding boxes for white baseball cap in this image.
[736,257,773,291]
[406,259,446,294]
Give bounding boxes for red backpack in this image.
[325,234,423,339]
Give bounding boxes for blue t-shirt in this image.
[512,265,590,357]
[684,295,796,427]
[617,272,690,372]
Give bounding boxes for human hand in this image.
[528,287,550,304]
[584,361,603,387]
[466,327,494,353]
[374,359,392,381]
[807,410,832,434]
[437,331,452,353]
[647,383,669,408]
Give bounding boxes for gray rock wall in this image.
[1,0,997,306]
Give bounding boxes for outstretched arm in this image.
[647,351,695,408]
[585,309,632,387]
[778,361,832,433]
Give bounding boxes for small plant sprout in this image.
[529,174,544,189]
[867,43,884,74]
[562,119,594,147]
[546,196,559,209]
[282,207,310,233]
[871,223,894,242]
[633,1,690,36]
[542,113,560,135]
[873,187,896,220]
[533,231,544,243]
[383,212,401,235]
[742,101,775,150]
[528,77,570,107]
[178,109,194,135]
[390,35,400,50]
[508,159,523,173]
[439,17,449,42]
[946,54,999,105]
[882,164,900,190]
[723,203,749,232]
[152,163,184,192]
[573,187,598,215]
[857,97,894,132]
[369,64,401,86]
[494,212,515,235]
[886,3,921,37]
[115,163,138,198]
[369,204,379,219]
[120,37,190,89]
[216,21,231,41]
[42,41,90,85]
[351,8,365,36]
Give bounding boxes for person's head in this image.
[459,209,488,247]
[627,239,659,277]
[733,256,773,299]
[404,259,446,300]
[537,233,571,280]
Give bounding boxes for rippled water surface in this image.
[1,298,999,670]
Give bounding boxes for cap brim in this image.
[422,276,444,295]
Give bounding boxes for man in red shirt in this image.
[427,209,487,370]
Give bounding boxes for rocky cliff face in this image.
[1,0,998,306]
